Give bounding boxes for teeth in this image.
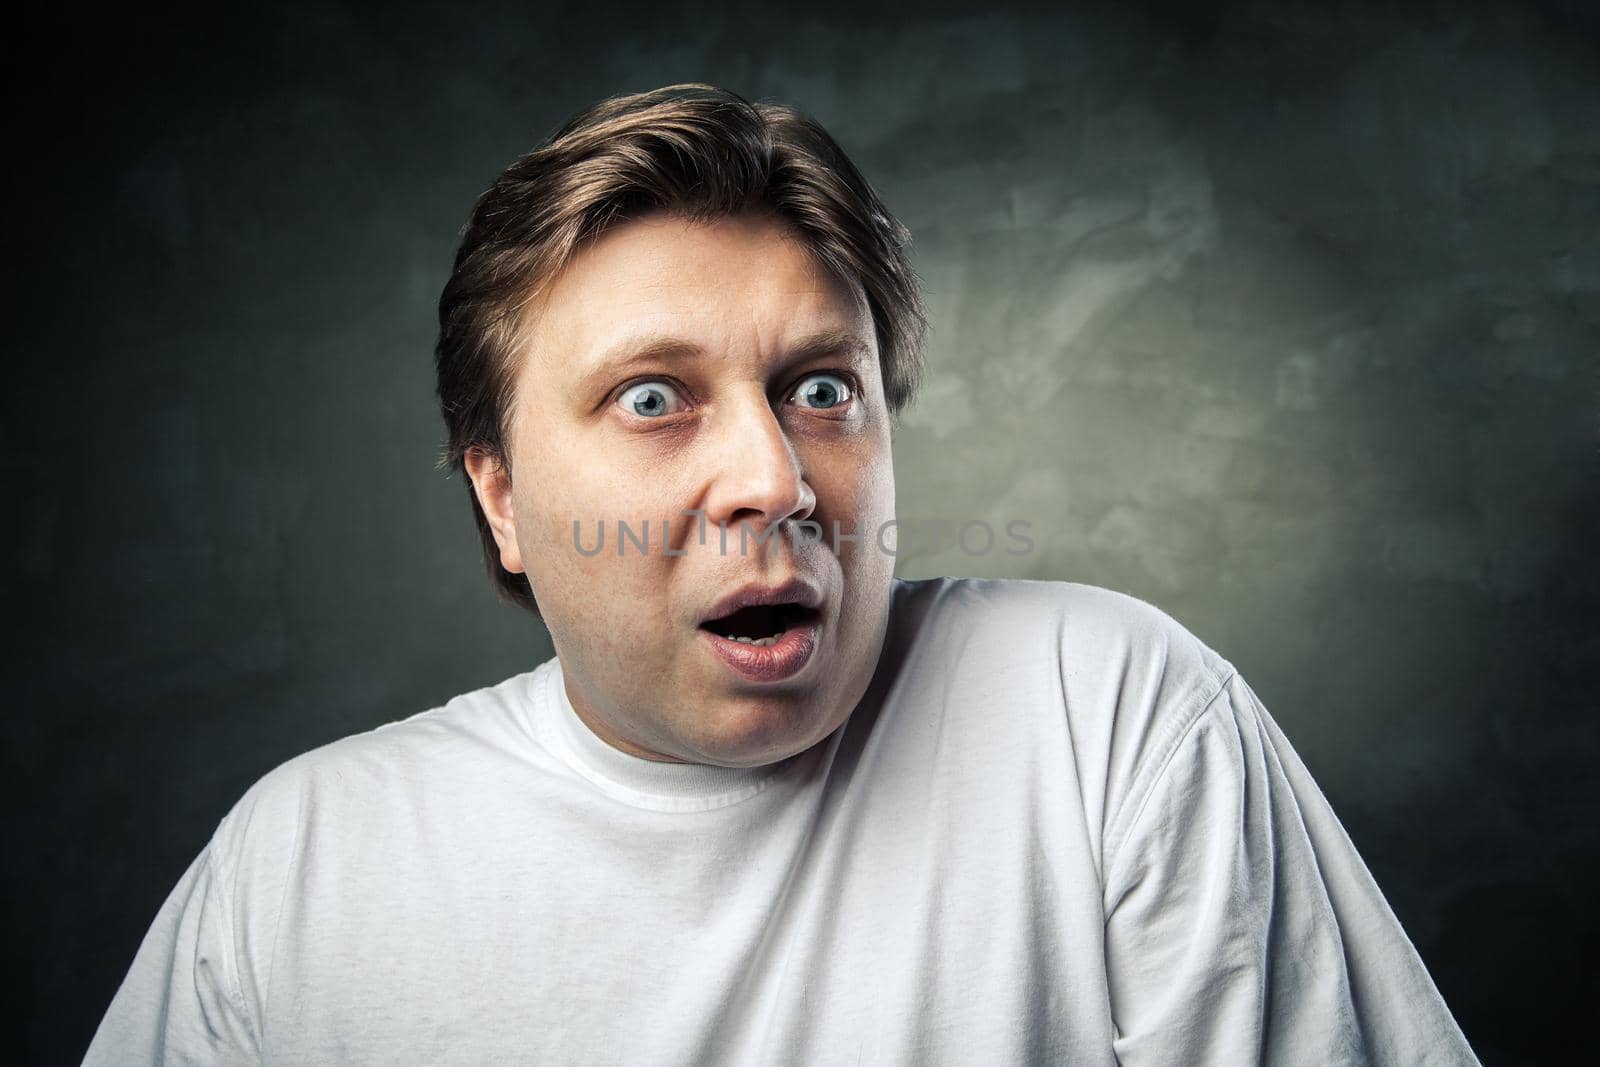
[728,632,785,647]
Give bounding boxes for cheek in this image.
[512,451,681,622]
[814,447,896,577]
[860,449,897,518]
[836,438,896,522]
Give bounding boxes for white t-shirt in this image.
[85,577,1480,1065]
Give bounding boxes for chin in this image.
[683,697,839,768]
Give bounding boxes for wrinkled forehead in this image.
[513,212,877,388]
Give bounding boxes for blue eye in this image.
[792,373,852,410]
[617,381,685,418]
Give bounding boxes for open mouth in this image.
[699,603,820,647]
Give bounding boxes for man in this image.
[87,83,1480,1064]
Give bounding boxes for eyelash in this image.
[613,369,860,418]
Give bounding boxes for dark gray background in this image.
[9,1,1597,1061]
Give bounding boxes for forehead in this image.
[519,213,874,382]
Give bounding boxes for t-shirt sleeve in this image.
[1100,670,1480,1066]
[83,843,261,1065]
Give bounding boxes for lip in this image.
[700,619,820,683]
[698,577,823,628]
[696,576,825,684]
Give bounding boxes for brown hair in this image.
[434,82,927,615]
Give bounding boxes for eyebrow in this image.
[577,327,874,395]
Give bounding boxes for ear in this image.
[464,446,525,575]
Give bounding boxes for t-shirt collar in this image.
[531,657,805,813]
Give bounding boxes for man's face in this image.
[469,212,897,767]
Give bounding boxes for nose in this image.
[701,394,816,539]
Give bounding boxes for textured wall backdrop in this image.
[10,1,1597,1061]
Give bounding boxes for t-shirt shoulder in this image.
[897,574,1217,644]
[205,666,548,881]
[890,575,1235,703]
[886,576,1239,868]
